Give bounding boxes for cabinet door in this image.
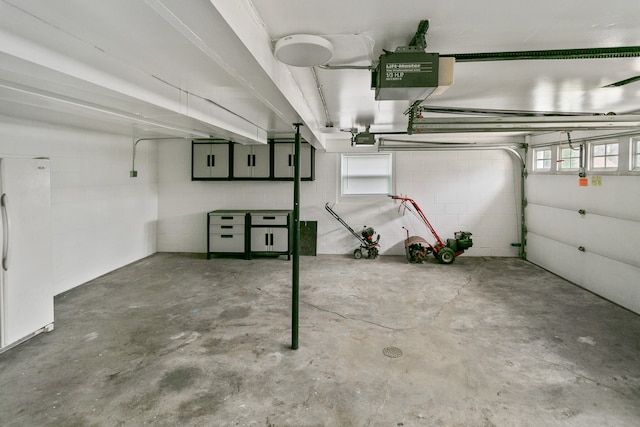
[209,144,230,178]
[192,143,229,179]
[233,145,252,177]
[251,145,270,178]
[250,228,270,252]
[250,227,289,253]
[273,143,294,178]
[273,143,312,179]
[299,144,312,179]
[271,228,289,252]
[233,144,270,178]
[192,143,213,178]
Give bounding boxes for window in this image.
[557,146,580,171]
[632,139,640,171]
[533,148,551,171]
[590,141,619,170]
[341,153,393,196]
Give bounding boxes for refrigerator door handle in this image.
[1,193,10,271]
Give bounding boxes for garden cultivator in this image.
[391,195,473,264]
[325,203,380,259]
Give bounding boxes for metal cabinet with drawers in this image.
[250,212,290,254]
[207,210,292,259]
[207,211,248,258]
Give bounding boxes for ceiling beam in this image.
[0,2,266,142]
[0,79,212,138]
[205,0,326,148]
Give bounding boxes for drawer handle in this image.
[221,235,233,238]
[263,216,276,220]
[221,216,234,220]
[221,225,233,229]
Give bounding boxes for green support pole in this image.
[291,123,302,350]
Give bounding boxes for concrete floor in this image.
[0,253,639,426]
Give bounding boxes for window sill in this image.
[338,194,393,204]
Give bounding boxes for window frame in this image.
[340,152,394,197]
[532,148,552,172]
[557,145,581,172]
[631,138,640,172]
[589,140,619,172]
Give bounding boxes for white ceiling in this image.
[1,0,640,148]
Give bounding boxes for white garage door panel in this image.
[527,232,640,314]
[582,214,640,267]
[527,204,583,247]
[528,176,581,207]
[528,204,640,269]
[528,176,640,220]
[526,233,584,285]
[582,252,640,314]
[576,177,640,219]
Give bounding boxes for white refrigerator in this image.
[0,157,54,352]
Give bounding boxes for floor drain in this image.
[382,346,403,358]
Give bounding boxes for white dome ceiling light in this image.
[274,34,333,67]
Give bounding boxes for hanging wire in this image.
[567,131,576,150]
[557,132,564,163]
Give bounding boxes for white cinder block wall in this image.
[526,133,640,314]
[0,116,158,295]
[158,139,521,258]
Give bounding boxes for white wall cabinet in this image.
[191,140,314,181]
[192,142,230,179]
[232,144,270,178]
[273,142,313,179]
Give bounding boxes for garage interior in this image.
[0,1,639,425]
